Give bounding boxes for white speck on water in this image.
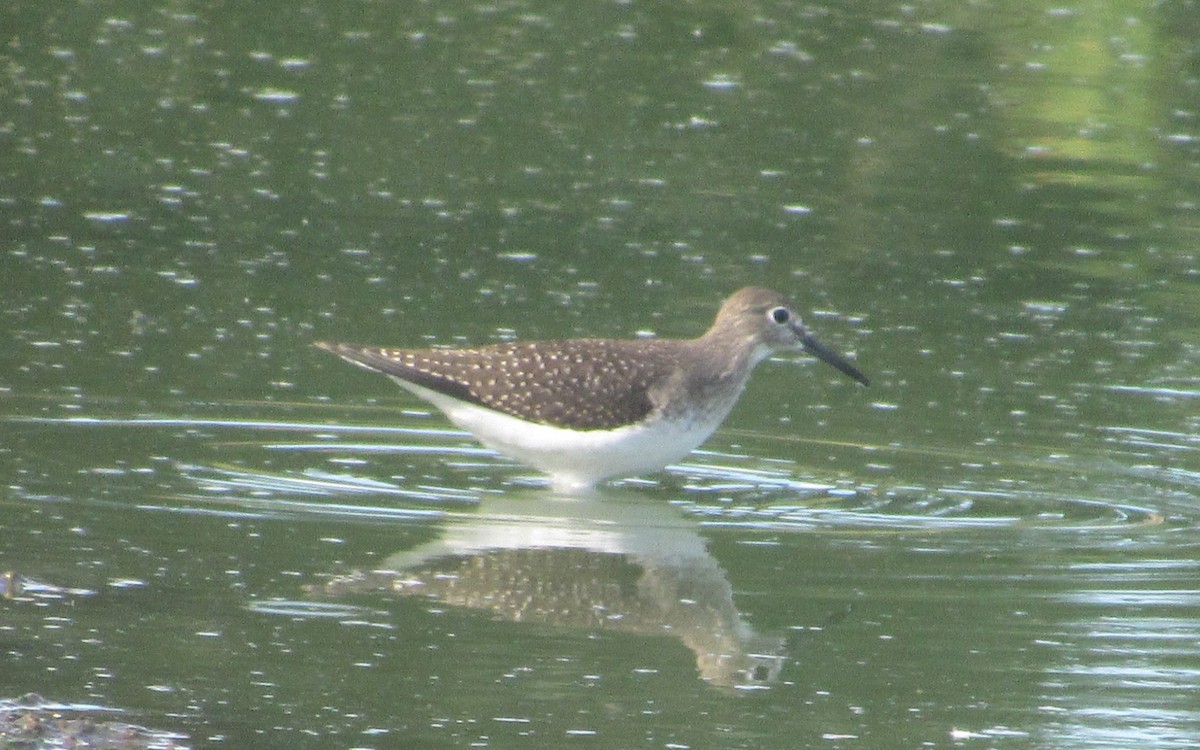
[83,211,130,222]
[702,74,740,90]
[109,578,147,589]
[767,41,812,62]
[253,88,299,102]
[155,270,199,286]
[498,251,538,263]
[1021,300,1068,314]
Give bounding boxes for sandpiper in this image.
[316,287,867,490]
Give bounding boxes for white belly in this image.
[392,379,730,491]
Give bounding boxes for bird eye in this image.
[769,307,790,325]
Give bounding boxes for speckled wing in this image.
[315,340,686,431]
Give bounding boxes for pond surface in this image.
[3,1,1199,748]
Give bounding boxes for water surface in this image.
[2,1,1199,748]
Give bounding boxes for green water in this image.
[2,1,1198,748]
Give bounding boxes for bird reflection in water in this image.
[310,490,796,689]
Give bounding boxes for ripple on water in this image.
[675,488,1165,534]
[6,412,1186,535]
[671,443,1171,534]
[244,599,391,621]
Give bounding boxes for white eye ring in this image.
[769,306,791,325]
